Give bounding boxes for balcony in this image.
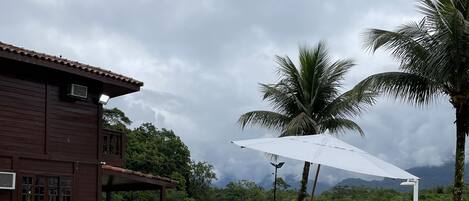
[102,128,125,167]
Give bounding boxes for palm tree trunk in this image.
[453,103,468,201]
[297,162,310,201]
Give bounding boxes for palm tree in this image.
[238,42,375,201]
[357,0,469,200]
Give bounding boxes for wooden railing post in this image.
[160,186,166,201]
[106,191,112,201]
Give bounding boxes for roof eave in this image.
[0,50,142,97]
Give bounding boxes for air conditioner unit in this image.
[0,172,15,190]
[68,84,88,100]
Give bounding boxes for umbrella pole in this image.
[273,165,278,201]
[413,180,418,201]
[310,164,321,201]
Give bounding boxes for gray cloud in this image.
[0,0,460,186]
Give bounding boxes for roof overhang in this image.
[102,165,178,192]
[0,41,143,98]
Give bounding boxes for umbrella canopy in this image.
[232,134,418,180]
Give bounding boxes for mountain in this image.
[335,162,466,192]
[214,173,238,187]
[214,162,464,195]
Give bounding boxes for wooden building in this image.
[0,42,177,201]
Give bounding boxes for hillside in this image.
[336,162,466,192]
[215,162,465,195]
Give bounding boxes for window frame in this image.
[20,175,73,201]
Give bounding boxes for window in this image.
[21,176,72,201]
[103,131,122,156]
[21,177,32,201]
[48,177,58,201]
[33,177,45,201]
[59,178,72,201]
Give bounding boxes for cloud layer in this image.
[0,0,460,185]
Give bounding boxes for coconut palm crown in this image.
[238,42,375,201]
[356,0,469,200]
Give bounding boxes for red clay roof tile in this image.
[102,164,178,185]
[0,41,143,87]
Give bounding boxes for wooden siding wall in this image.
[0,68,101,201]
[0,156,12,201]
[48,85,98,160]
[76,164,98,201]
[0,74,45,154]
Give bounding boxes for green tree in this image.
[102,108,193,201]
[103,107,132,132]
[275,177,290,191]
[126,123,192,184]
[224,180,268,201]
[315,186,404,201]
[167,190,196,201]
[238,43,375,201]
[187,161,217,200]
[357,0,469,200]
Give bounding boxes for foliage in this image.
[172,178,469,201]
[187,161,217,200]
[357,0,469,199]
[238,43,376,200]
[315,185,469,201]
[167,190,196,201]
[222,180,268,201]
[125,123,191,181]
[205,181,469,201]
[316,186,404,201]
[102,108,213,201]
[275,177,291,191]
[103,107,132,132]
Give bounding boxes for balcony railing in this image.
[102,129,125,166]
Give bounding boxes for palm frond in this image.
[325,59,355,85]
[260,83,300,116]
[281,112,318,137]
[355,72,443,105]
[320,118,364,136]
[314,58,355,105]
[364,24,435,77]
[275,55,303,97]
[321,88,377,119]
[238,111,289,132]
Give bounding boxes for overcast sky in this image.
[0,0,461,186]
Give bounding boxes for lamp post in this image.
[270,162,285,201]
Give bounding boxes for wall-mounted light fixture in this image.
[99,94,110,105]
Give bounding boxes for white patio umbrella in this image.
[232,134,419,201]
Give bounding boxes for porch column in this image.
[159,186,166,201]
[106,191,112,201]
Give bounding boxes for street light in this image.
[270,162,285,201]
